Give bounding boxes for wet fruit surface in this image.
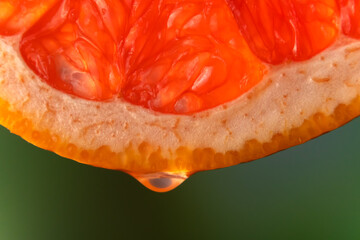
[19,0,265,114]
[338,0,360,38]
[1,0,360,113]
[226,0,340,63]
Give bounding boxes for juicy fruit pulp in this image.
[227,0,340,63]
[19,0,266,114]
[1,0,360,114]
[0,0,60,35]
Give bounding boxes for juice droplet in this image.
[130,172,189,193]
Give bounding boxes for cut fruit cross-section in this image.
[1,0,360,192]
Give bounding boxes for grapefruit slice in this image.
[1,0,360,192]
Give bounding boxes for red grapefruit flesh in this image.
[15,0,360,113]
[338,0,360,38]
[226,0,340,63]
[19,0,267,114]
[3,1,360,111]
[0,0,60,36]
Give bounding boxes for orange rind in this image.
[1,35,360,191]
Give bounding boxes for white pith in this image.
[1,35,360,159]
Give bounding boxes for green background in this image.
[0,118,359,240]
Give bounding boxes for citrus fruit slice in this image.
[1,0,360,192]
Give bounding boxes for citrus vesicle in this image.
[1,0,360,192]
[0,0,61,36]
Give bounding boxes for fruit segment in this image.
[20,0,124,100]
[227,0,339,64]
[0,0,60,35]
[122,1,265,113]
[338,0,360,38]
[19,0,265,114]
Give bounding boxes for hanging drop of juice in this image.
[130,172,189,193]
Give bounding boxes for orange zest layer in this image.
[1,92,359,175]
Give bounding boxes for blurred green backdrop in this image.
[0,117,359,240]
